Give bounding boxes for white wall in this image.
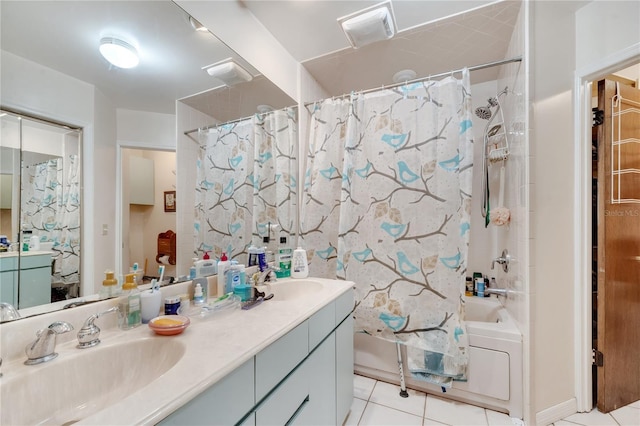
[0,50,116,298]
[530,0,639,423]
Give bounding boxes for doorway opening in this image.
[589,62,639,412]
[120,147,177,285]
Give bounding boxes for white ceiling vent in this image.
[338,1,396,49]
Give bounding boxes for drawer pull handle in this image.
[285,395,310,425]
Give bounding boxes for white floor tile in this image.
[425,395,488,426]
[354,375,377,401]
[629,400,640,409]
[359,401,423,426]
[563,408,618,425]
[486,409,514,425]
[423,419,449,425]
[552,421,584,426]
[610,405,640,426]
[368,380,426,417]
[344,397,368,426]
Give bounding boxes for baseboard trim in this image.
[535,398,577,425]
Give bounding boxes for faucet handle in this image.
[491,249,511,273]
[77,307,118,349]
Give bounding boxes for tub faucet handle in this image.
[491,249,510,273]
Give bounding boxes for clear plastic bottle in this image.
[117,273,141,330]
[216,252,230,297]
[291,247,309,278]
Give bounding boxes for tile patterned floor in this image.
[346,375,640,426]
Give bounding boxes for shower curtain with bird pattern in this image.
[300,70,474,385]
[194,108,298,261]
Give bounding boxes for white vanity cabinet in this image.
[159,289,354,426]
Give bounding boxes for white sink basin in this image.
[270,279,323,301]
[1,337,185,425]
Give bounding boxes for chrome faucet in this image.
[77,306,118,349]
[485,287,508,297]
[251,267,277,298]
[24,321,74,365]
[0,302,21,323]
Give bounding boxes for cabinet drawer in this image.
[20,254,53,269]
[255,321,308,401]
[255,359,310,426]
[308,301,335,351]
[0,255,18,271]
[159,358,255,425]
[335,287,354,324]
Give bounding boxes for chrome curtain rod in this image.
[183,113,255,136]
[183,107,288,136]
[303,56,523,107]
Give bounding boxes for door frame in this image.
[574,43,640,413]
[115,141,177,280]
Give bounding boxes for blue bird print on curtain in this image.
[397,161,420,183]
[223,179,235,195]
[438,154,461,171]
[459,119,472,134]
[397,252,419,275]
[381,133,408,149]
[439,251,461,269]
[381,222,406,238]
[379,312,408,332]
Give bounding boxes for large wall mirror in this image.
[0,110,82,312]
[0,0,296,321]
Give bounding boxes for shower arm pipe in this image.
[303,56,522,107]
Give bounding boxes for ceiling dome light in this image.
[392,69,417,84]
[99,37,139,69]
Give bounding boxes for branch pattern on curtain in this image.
[300,71,473,385]
[21,155,80,284]
[195,108,298,260]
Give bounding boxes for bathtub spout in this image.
[486,288,508,297]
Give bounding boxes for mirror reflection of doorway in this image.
[120,147,176,284]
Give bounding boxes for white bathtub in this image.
[354,295,523,419]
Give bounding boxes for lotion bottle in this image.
[291,247,309,278]
[117,273,141,330]
[216,252,230,297]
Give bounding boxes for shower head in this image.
[475,93,503,120]
[475,106,492,120]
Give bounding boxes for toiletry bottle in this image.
[102,270,119,298]
[257,246,267,271]
[248,245,259,267]
[189,257,198,280]
[217,252,230,297]
[489,277,497,297]
[465,277,474,297]
[276,237,292,278]
[291,247,309,278]
[193,283,205,305]
[203,251,210,260]
[117,273,141,330]
[475,277,485,298]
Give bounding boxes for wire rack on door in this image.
[611,82,640,204]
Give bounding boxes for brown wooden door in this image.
[596,79,640,413]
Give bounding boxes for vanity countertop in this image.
[0,250,54,258]
[0,277,353,425]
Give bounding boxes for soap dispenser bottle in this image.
[102,270,119,298]
[117,273,142,330]
[216,252,230,297]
